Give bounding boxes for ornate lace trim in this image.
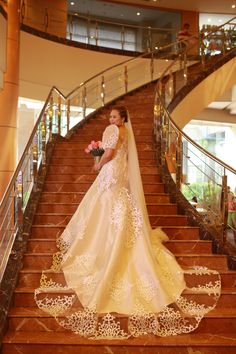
[111,188,143,247]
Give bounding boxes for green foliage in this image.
[182,181,221,209]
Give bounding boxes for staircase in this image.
[2,84,236,353]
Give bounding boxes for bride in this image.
[35,105,221,338]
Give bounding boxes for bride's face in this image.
[109,109,124,127]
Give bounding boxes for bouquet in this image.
[85,140,104,163]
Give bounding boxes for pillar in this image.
[0,0,20,200]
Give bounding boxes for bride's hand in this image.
[92,162,101,172]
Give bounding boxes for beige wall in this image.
[19,32,133,100]
[171,57,236,129]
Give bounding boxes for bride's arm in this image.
[93,148,114,172]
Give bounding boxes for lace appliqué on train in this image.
[111,188,143,247]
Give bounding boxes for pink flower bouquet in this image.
[85,140,104,157]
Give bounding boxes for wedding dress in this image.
[35,119,221,339]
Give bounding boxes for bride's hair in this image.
[112,105,128,122]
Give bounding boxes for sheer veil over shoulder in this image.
[35,112,221,339]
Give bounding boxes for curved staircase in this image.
[2,84,236,353]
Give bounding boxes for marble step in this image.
[75,122,153,130]
[12,287,235,308]
[2,331,236,354]
[52,149,156,159]
[70,134,154,143]
[21,253,228,270]
[25,239,213,254]
[45,173,161,183]
[18,268,236,288]
[49,157,158,166]
[32,213,187,226]
[54,142,155,151]
[39,192,170,204]
[46,165,160,175]
[35,203,176,215]
[42,182,165,193]
[7,307,236,334]
[74,126,154,136]
[30,225,200,240]
[145,193,170,203]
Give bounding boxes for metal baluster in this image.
[101,76,105,106]
[67,99,70,134]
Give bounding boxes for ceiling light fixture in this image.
[232,5,236,8]
[137,12,141,16]
[70,1,75,5]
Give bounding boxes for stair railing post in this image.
[48,96,53,142]
[101,75,105,106]
[16,170,23,228]
[150,52,154,82]
[183,50,188,83]
[95,21,99,46]
[124,65,128,93]
[82,86,87,119]
[221,173,228,243]
[57,95,61,136]
[41,112,46,165]
[121,26,125,50]
[176,132,183,192]
[67,99,70,134]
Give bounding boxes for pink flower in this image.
[84,140,104,157]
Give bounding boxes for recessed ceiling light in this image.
[70,1,75,5]
[137,12,141,16]
[232,4,236,8]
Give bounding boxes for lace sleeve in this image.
[102,124,119,149]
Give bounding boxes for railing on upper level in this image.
[19,0,184,53]
[0,17,236,283]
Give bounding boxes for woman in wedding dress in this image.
[35,106,221,339]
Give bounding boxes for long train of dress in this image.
[35,122,221,339]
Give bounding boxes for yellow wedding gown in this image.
[35,121,221,339]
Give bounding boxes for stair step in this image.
[32,212,186,226]
[12,287,236,308]
[149,214,188,226]
[18,267,236,288]
[49,157,158,166]
[2,331,236,354]
[45,173,162,183]
[52,149,156,159]
[70,134,153,143]
[39,192,170,204]
[145,193,170,203]
[54,142,155,152]
[26,239,212,254]
[46,165,159,174]
[7,307,236,333]
[42,182,165,193]
[30,225,200,240]
[36,203,176,214]
[22,253,228,270]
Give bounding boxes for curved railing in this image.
[0,17,236,283]
[19,0,185,53]
[153,17,236,248]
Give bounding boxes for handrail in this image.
[0,16,236,284]
[159,90,236,176]
[153,17,236,247]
